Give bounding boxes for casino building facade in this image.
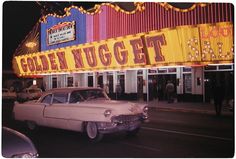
[13,2,234,102]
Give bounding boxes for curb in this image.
[148,106,233,115]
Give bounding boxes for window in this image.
[53,93,68,103]
[79,89,108,100]
[168,68,176,73]
[67,77,73,87]
[69,91,84,103]
[52,77,57,88]
[157,68,167,73]
[218,65,232,70]
[41,94,52,104]
[183,67,192,72]
[204,66,217,71]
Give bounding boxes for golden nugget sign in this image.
[14,22,233,76]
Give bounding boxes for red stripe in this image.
[160,4,163,29]
[225,3,228,22]
[198,6,201,24]
[218,3,221,22]
[207,5,210,23]
[179,11,181,26]
[221,3,224,22]
[211,4,214,23]
[154,4,156,30]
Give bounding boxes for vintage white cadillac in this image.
[13,87,148,141]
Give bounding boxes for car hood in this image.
[2,127,38,158]
[81,99,147,115]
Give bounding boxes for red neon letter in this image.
[32,56,42,71]
[71,49,84,68]
[27,57,35,72]
[98,44,112,66]
[130,38,146,64]
[114,41,128,65]
[146,34,166,62]
[20,58,28,72]
[56,52,68,70]
[83,46,97,67]
[48,53,58,70]
[39,55,49,71]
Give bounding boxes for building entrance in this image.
[204,71,234,103]
[149,74,176,101]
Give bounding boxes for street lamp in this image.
[25,42,37,48]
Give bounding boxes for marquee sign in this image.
[47,21,76,45]
[14,22,234,76]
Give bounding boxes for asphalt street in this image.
[2,100,234,158]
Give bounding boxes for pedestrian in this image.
[103,83,109,95]
[165,80,175,103]
[212,82,224,116]
[115,84,122,100]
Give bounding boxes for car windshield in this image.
[70,89,109,102]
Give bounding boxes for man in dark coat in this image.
[212,83,224,116]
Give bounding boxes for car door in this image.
[43,92,70,130]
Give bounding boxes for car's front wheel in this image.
[86,122,103,142]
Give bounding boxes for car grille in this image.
[111,114,142,123]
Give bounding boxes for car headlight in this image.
[104,109,112,117]
[143,106,148,113]
[12,152,38,158]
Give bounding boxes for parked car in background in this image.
[13,87,148,142]
[17,87,42,102]
[2,127,38,158]
[2,88,17,100]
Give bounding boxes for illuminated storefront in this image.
[13,2,234,102]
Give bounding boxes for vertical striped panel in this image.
[86,14,93,42]
[214,3,217,23]
[99,6,107,40]
[218,3,221,22]
[226,3,229,22]
[93,3,233,41]
[229,3,232,22]
[210,4,214,23]
[93,14,99,41]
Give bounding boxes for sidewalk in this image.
[136,99,234,115]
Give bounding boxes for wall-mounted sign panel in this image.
[47,21,76,45]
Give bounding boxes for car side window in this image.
[53,93,68,104]
[69,91,84,103]
[41,94,52,104]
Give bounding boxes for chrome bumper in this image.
[97,114,148,134]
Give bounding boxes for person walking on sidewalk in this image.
[165,80,175,103]
[212,82,224,116]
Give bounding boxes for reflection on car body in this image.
[2,127,38,158]
[13,87,148,142]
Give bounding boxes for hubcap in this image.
[87,122,97,139]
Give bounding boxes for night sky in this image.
[2,1,101,71]
[3,2,40,70]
